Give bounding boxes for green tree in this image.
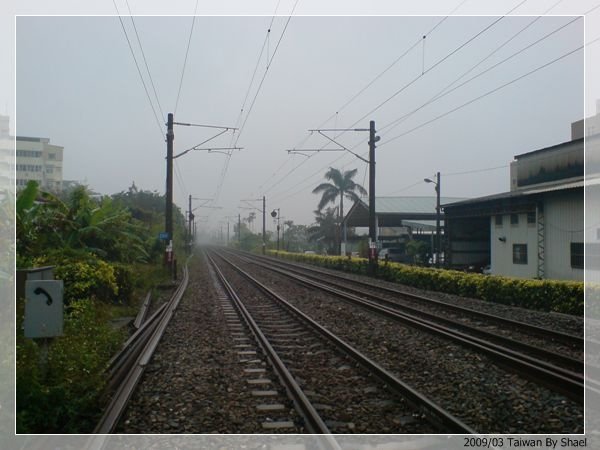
[17,182,151,266]
[282,221,311,252]
[406,239,429,265]
[312,168,367,254]
[308,208,338,255]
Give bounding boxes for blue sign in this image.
[159,232,170,241]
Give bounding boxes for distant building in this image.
[16,136,64,191]
[444,121,586,281]
[0,114,14,191]
[343,196,467,259]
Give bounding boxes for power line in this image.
[444,165,509,177]
[349,16,505,129]
[584,3,600,15]
[124,0,164,119]
[112,0,164,138]
[506,0,530,15]
[174,0,200,115]
[265,16,506,197]
[542,0,566,14]
[235,0,301,146]
[213,0,301,203]
[268,11,583,205]
[380,44,583,147]
[382,179,425,196]
[301,0,470,143]
[271,29,584,203]
[173,160,188,198]
[380,16,580,135]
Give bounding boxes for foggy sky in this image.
[10,1,598,235]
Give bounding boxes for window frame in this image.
[512,243,528,265]
[571,242,584,269]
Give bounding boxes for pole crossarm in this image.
[192,205,223,212]
[291,129,370,164]
[173,126,241,159]
[173,122,239,130]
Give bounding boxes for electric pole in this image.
[262,196,266,255]
[436,171,441,268]
[238,213,241,245]
[166,113,174,247]
[188,194,193,253]
[368,120,380,274]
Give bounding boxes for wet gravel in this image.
[225,251,584,434]
[114,251,584,434]
[232,252,583,365]
[261,253,584,338]
[213,254,441,434]
[119,254,283,433]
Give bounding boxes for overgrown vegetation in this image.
[16,181,184,433]
[268,250,584,316]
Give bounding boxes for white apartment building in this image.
[16,136,64,192]
[0,114,14,192]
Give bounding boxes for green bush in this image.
[268,251,584,316]
[53,259,118,304]
[32,254,119,304]
[16,298,124,433]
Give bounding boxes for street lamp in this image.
[271,208,280,251]
[424,172,441,268]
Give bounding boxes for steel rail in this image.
[249,250,583,347]
[210,250,476,434]
[133,290,152,329]
[205,253,338,440]
[228,250,582,373]
[221,250,583,404]
[94,264,189,433]
[106,302,167,376]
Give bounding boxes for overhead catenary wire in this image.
[212,0,301,205]
[112,0,164,138]
[288,11,457,152]
[124,0,164,119]
[348,16,505,130]
[265,15,507,198]
[235,0,301,147]
[283,14,582,194]
[270,27,585,204]
[380,44,583,148]
[174,0,200,115]
[262,2,471,196]
[379,15,581,134]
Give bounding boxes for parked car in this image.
[482,264,491,275]
[378,247,408,263]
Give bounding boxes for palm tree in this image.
[312,168,367,254]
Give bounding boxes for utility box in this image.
[16,266,55,301]
[24,280,64,338]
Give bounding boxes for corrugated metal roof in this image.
[402,219,444,230]
[362,196,467,214]
[443,177,584,208]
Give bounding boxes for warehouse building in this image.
[444,128,585,281]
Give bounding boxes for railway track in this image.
[237,250,583,349]
[94,264,189,433]
[224,249,584,398]
[93,250,585,434]
[213,246,583,433]
[206,250,475,434]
